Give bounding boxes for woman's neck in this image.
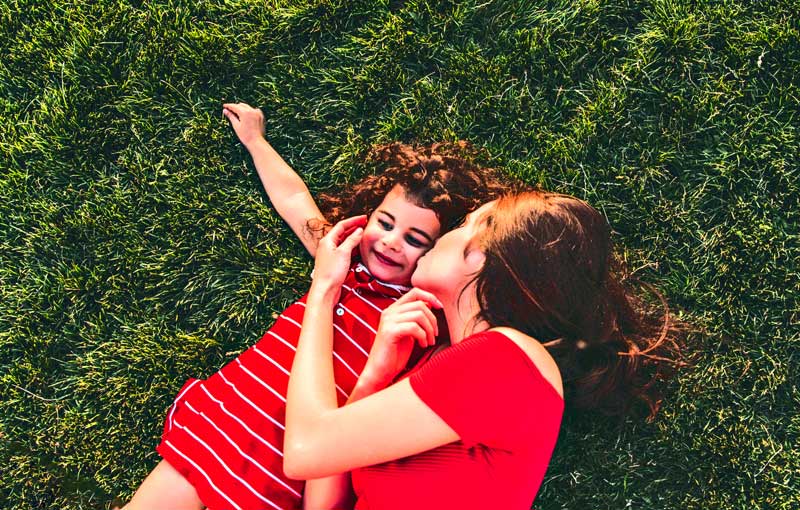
[442,285,489,344]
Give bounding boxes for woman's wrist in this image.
[308,278,342,304]
[359,364,395,391]
[348,369,392,403]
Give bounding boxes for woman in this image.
[285,190,681,509]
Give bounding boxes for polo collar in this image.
[352,262,410,298]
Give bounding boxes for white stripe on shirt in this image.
[340,283,386,313]
[264,331,349,398]
[174,420,287,510]
[339,302,378,334]
[279,315,359,378]
[167,378,201,433]
[199,385,284,457]
[333,322,370,357]
[218,372,285,431]
[251,346,291,376]
[183,401,302,498]
[235,359,286,403]
[163,439,243,510]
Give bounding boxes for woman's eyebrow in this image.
[473,209,492,225]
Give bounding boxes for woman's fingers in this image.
[326,215,368,243]
[395,287,443,309]
[387,322,428,348]
[383,301,439,346]
[386,298,440,338]
[310,216,367,288]
[338,227,363,253]
[388,302,438,338]
[392,310,436,347]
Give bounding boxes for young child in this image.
[123,103,507,510]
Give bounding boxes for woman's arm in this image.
[285,364,458,480]
[301,383,376,510]
[303,474,354,510]
[284,219,458,481]
[300,354,414,509]
[223,102,326,257]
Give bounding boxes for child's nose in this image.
[382,230,402,251]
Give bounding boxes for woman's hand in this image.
[359,288,444,390]
[309,215,367,298]
[222,102,266,149]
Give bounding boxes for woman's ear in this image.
[465,240,486,272]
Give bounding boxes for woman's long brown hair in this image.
[473,191,685,419]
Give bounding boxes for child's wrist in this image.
[244,135,269,152]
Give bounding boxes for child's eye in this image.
[378,220,393,231]
[405,235,425,248]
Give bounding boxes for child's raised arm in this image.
[223,102,326,257]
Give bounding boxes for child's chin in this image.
[368,264,410,285]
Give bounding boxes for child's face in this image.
[359,185,441,285]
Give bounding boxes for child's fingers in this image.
[222,102,251,115]
[222,108,239,123]
[222,104,240,117]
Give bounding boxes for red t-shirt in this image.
[351,330,564,510]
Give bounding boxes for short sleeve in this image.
[408,331,563,450]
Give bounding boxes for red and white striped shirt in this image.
[157,262,408,510]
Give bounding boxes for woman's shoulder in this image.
[486,327,564,399]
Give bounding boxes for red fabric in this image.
[351,330,564,510]
[157,263,407,510]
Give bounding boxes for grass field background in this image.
[1,0,798,508]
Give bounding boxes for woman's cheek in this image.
[411,254,439,289]
[410,246,432,267]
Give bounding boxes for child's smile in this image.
[358,185,441,285]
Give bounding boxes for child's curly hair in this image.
[310,141,512,235]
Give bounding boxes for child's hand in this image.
[222,102,266,149]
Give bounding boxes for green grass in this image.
[1,0,798,508]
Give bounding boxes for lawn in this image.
[1,0,798,508]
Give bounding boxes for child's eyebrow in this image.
[378,210,434,243]
[410,228,434,243]
[377,210,395,221]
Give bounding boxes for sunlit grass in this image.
[1,0,798,508]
